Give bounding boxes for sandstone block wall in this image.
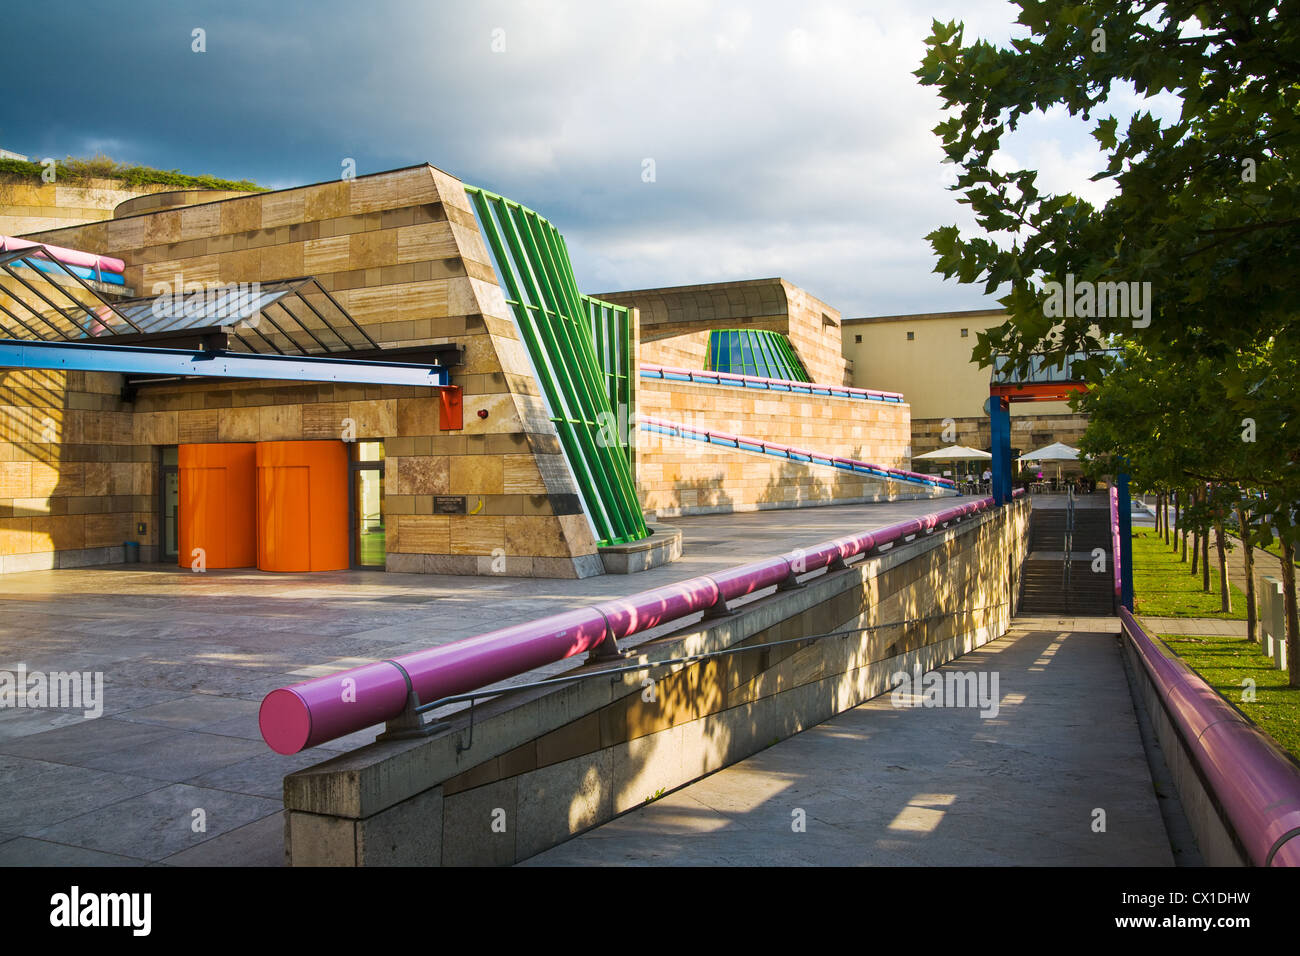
[636,376,918,516]
[9,165,603,577]
[0,178,185,236]
[600,278,851,387]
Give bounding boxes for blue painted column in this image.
[985,395,1012,505]
[1117,471,1134,610]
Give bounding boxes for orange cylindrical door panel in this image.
[178,443,257,569]
[255,440,349,572]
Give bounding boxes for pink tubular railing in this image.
[1120,608,1300,866]
[259,493,1023,755]
[638,414,956,489]
[0,235,126,274]
[640,363,905,402]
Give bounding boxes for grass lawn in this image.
[1131,530,1247,619]
[1160,632,1300,762]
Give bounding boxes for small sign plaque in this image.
[434,496,467,515]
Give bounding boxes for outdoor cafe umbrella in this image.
[913,444,992,479]
[1018,441,1082,485]
[1018,441,1080,462]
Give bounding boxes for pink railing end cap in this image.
[260,688,313,755]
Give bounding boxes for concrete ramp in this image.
[523,618,1173,866]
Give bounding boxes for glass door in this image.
[160,446,179,562]
[350,441,385,568]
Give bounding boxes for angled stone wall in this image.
[12,165,604,577]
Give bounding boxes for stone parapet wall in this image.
[282,497,1030,865]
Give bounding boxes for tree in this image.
[917,0,1300,527]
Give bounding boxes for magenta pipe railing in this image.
[1120,608,1300,866]
[260,494,1021,755]
[640,363,905,402]
[639,414,956,489]
[1,235,126,274]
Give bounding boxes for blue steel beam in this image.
[0,339,448,388]
[1117,471,1134,611]
[985,395,1012,506]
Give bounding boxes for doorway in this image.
[159,446,178,562]
[350,441,385,568]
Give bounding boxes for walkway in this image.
[0,496,958,866]
[524,616,1173,866]
[1139,617,1246,637]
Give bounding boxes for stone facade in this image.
[0,177,206,237]
[8,165,603,577]
[601,278,851,386]
[635,376,923,516]
[910,413,1090,474]
[0,368,149,573]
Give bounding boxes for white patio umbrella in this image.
[1018,441,1080,462]
[913,445,992,480]
[912,445,992,461]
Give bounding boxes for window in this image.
[854,334,862,344]
[960,328,969,337]
[906,331,915,341]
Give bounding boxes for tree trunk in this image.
[1276,508,1300,689]
[1181,495,1188,561]
[1214,519,1230,613]
[1174,491,1181,553]
[1191,528,1199,575]
[1202,521,1211,592]
[1164,493,1171,545]
[1236,501,1256,643]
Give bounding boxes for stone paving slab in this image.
[0,837,147,867]
[0,497,961,865]
[159,812,285,867]
[31,783,281,862]
[523,621,1172,867]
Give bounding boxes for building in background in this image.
[841,308,1089,473]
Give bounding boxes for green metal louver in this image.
[707,329,809,382]
[466,185,647,546]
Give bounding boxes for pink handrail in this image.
[1120,609,1300,866]
[259,494,1020,754]
[1,235,125,274]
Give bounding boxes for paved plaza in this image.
[0,497,954,866]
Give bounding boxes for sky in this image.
[1,0,1177,317]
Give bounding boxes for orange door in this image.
[177,443,256,569]
[256,440,349,572]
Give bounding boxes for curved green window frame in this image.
[465,185,648,547]
[707,329,809,382]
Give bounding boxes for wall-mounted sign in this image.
[433,496,467,515]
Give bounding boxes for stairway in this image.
[1030,510,1111,552]
[1019,504,1116,615]
[1018,558,1116,614]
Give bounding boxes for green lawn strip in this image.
[1159,632,1300,763]
[1131,530,1247,619]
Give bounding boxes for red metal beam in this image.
[439,385,463,430]
[989,382,1088,402]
